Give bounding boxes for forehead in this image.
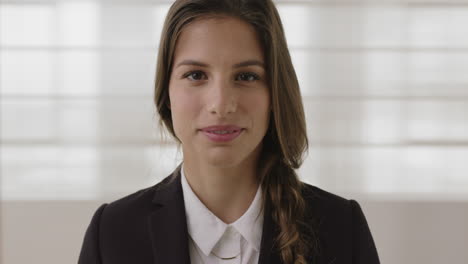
[172,16,264,65]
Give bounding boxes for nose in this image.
[207,79,238,117]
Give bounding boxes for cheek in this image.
[255,89,270,112]
[169,86,201,129]
[245,90,270,126]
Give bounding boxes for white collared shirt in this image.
[181,166,264,264]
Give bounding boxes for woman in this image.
[78,0,380,263]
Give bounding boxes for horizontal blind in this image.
[1,0,467,200]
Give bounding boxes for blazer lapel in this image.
[258,194,283,264]
[148,165,190,264]
[147,165,283,264]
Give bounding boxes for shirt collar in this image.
[180,164,264,256]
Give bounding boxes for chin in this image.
[203,152,245,168]
[206,141,264,168]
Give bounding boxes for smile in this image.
[207,130,237,135]
[200,126,244,142]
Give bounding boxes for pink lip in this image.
[200,125,244,143]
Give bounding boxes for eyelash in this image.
[182,71,260,82]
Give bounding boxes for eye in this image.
[183,71,207,81]
[236,72,260,82]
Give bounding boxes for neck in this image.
[182,158,259,224]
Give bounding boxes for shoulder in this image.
[301,182,355,215]
[86,172,178,235]
[300,182,369,229]
[84,174,178,262]
[300,182,380,263]
[300,182,368,226]
[301,182,348,202]
[300,182,356,246]
[100,173,175,217]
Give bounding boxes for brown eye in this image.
[236,72,260,82]
[184,71,206,81]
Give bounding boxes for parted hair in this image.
[154,0,315,263]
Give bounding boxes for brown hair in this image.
[154,0,315,263]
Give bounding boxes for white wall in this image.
[1,0,468,263]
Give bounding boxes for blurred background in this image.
[1,0,468,263]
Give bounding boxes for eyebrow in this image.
[175,59,265,69]
[233,60,265,68]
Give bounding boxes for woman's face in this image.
[168,16,270,169]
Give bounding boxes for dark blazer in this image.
[78,166,380,264]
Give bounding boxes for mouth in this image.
[200,125,243,133]
[204,129,242,134]
[199,125,244,142]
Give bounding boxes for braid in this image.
[260,156,317,264]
